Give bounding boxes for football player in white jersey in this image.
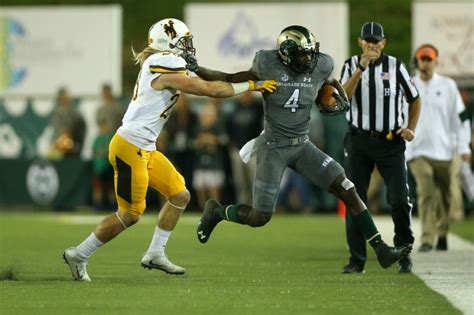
[62,18,277,281]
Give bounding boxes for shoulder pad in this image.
[147,53,187,74]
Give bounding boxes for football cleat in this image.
[341,262,365,274]
[374,242,412,269]
[196,199,223,244]
[141,251,185,275]
[62,247,91,282]
[398,256,413,273]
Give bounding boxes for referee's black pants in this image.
[343,130,414,266]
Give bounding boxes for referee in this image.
[339,22,421,273]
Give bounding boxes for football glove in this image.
[182,52,199,72]
[248,80,278,93]
[318,93,350,116]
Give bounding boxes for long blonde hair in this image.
[132,46,160,67]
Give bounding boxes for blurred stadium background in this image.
[0,1,473,314]
[1,0,472,214]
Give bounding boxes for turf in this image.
[450,217,474,243]
[0,211,462,315]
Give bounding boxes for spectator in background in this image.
[96,83,124,133]
[406,44,471,252]
[92,118,115,211]
[48,87,86,158]
[226,91,263,204]
[91,85,121,211]
[193,102,226,209]
[165,93,199,203]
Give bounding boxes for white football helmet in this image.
[148,18,195,56]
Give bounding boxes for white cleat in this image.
[141,251,186,275]
[62,247,91,282]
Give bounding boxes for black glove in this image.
[318,93,350,116]
[182,53,199,72]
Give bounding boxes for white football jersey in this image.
[117,52,187,151]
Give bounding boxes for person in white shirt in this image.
[406,44,471,252]
[61,18,277,282]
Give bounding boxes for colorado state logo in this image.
[26,159,59,205]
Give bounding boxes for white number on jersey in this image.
[284,89,300,113]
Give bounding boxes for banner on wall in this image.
[413,1,474,78]
[184,3,348,77]
[0,5,122,96]
[0,158,92,208]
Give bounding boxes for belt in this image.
[349,125,396,141]
[265,135,309,147]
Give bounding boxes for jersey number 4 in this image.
[284,89,300,113]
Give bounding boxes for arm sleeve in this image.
[322,55,334,81]
[398,62,419,103]
[249,52,261,79]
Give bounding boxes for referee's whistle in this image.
[386,131,393,141]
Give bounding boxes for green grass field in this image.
[0,211,464,315]
[451,217,474,243]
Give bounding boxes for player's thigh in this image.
[148,150,186,198]
[294,141,344,191]
[253,144,287,213]
[108,134,150,215]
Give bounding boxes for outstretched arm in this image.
[152,73,276,98]
[183,53,259,82]
[196,67,259,83]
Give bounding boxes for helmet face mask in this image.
[277,25,320,74]
[174,34,196,56]
[148,18,196,56]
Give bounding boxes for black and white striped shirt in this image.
[340,54,419,132]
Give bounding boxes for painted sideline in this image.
[376,216,474,315]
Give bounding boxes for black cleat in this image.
[341,263,365,274]
[398,256,413,273]
[197,199,223,244]
[374,242,412,269]
[436,236,447,251]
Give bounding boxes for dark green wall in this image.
[2,0,413,97]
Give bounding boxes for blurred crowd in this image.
[41,84,474,218]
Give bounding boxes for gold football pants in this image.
[108,134,185,215]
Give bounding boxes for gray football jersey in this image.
[250,50,333,138]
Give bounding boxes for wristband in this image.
[357,63,366,72]
[231,82,250,95]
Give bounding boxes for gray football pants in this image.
[253,136,344,213]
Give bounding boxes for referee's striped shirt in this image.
[340,54,419,132]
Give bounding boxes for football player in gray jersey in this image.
[184,25,411,270]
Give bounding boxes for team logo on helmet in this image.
[277,25,320,74]
[148,18,195,56]
[164,20,177,40]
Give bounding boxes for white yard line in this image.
[376,216,474,315]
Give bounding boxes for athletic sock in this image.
[76,232,104,261]
[352,209,382,246]
[147,227,171,255]
[217,204,242,223]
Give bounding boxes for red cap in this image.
[416,46,437,60]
